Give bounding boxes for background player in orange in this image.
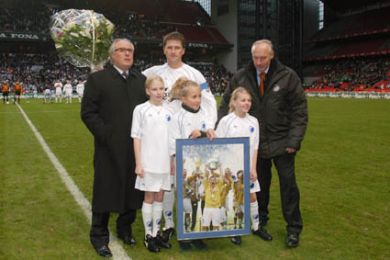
[2,80,10,104]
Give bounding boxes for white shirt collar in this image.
[113,65,128,76]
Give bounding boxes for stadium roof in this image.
[321,0,388,13]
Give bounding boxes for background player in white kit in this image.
[43,87,52,103]
[143,32,217,242]
[168,78,215,250]
[54,80,63,103]
[76,79,85,103]
[63,80,73,104]
[216,87,268,245]
[131,75,173,253]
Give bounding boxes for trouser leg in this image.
[116,209,136,237]
[191,200,198,230]
[274,153,303,234]
[90,212,110,248]
[256,157,272,225]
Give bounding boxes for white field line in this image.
[16,103,131,260]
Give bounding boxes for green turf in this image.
[1,98,389,259]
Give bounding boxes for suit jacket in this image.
[81,64,147,213]
[218,59,308,158]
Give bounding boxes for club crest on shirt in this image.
[273,85,280,92]
[165,114,171,122]
[249,126,255,133]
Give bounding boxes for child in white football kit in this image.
[131,75,173,253]
[216,87,266,245]
[168,78,215,250]
[143,32,218,242]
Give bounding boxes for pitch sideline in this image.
[16,103,131,260]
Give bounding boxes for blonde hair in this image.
[171,77,200,101]
[145,75,164,89]
[229,87,251,113]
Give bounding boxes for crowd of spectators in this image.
[305,57,390,92]
[0,53,89,95]
[110,12,176,41]
[0,52,232,96]
[0,2,233,97]
[0,7,50,34]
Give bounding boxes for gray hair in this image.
[108,38,134,56]
[251,39,274,56]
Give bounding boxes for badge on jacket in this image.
[273,85,280,92]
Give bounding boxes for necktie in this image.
[259,72,266,97]
[122,71,128,79]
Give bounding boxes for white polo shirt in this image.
[169,106,213,156]
[131,101,172,173]
[143,63,217,126]
[216,112,259,161]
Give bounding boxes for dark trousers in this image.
[191,200,198,230]
[256,153,303,234]
[90,210,136,248]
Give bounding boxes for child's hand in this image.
[170,156,175,176]
[135,165,144,178]
[206,129,216,140]
[189,129,202,139]
[250,169,257,182]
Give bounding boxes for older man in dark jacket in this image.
[81,38,147,257]
[218,39,307,248]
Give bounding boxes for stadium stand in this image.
[0,0,232,96]
[304,3,390,94]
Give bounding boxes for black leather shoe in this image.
[161,227,175,243]
[96,245,112,258]
[230,236,242,245]
[118,234,136,246]
[191,239,208,250]
[156,231,172,249]
[286,233,299,248]
[178,241,192,251]
[144,234,160,253]
[253,226,273,241]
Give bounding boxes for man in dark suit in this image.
[81,38,148,257]
[218,39,307,248]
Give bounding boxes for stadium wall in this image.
[211,0,238,72]
[303,0,320,41]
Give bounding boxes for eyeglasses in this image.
[114,48,134,53]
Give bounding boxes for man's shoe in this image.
[95,245,112,258]
[178,241,192,251]
[286,233,299,248]
[144,234,160,253]
[118,234,136,246]
[156,231,172,249]
[161,227,175,242]
[230,236,242,245]
[253,226,273,241]
[191,239,208,250]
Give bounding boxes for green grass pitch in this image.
[1,97,389,259]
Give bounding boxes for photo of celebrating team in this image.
[179,141,249,236]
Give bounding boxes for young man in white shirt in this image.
[142,32,217,246]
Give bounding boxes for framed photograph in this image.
[175,137,251,240]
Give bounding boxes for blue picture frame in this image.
[175,137,251,240]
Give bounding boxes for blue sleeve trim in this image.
[200,82,209,90]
